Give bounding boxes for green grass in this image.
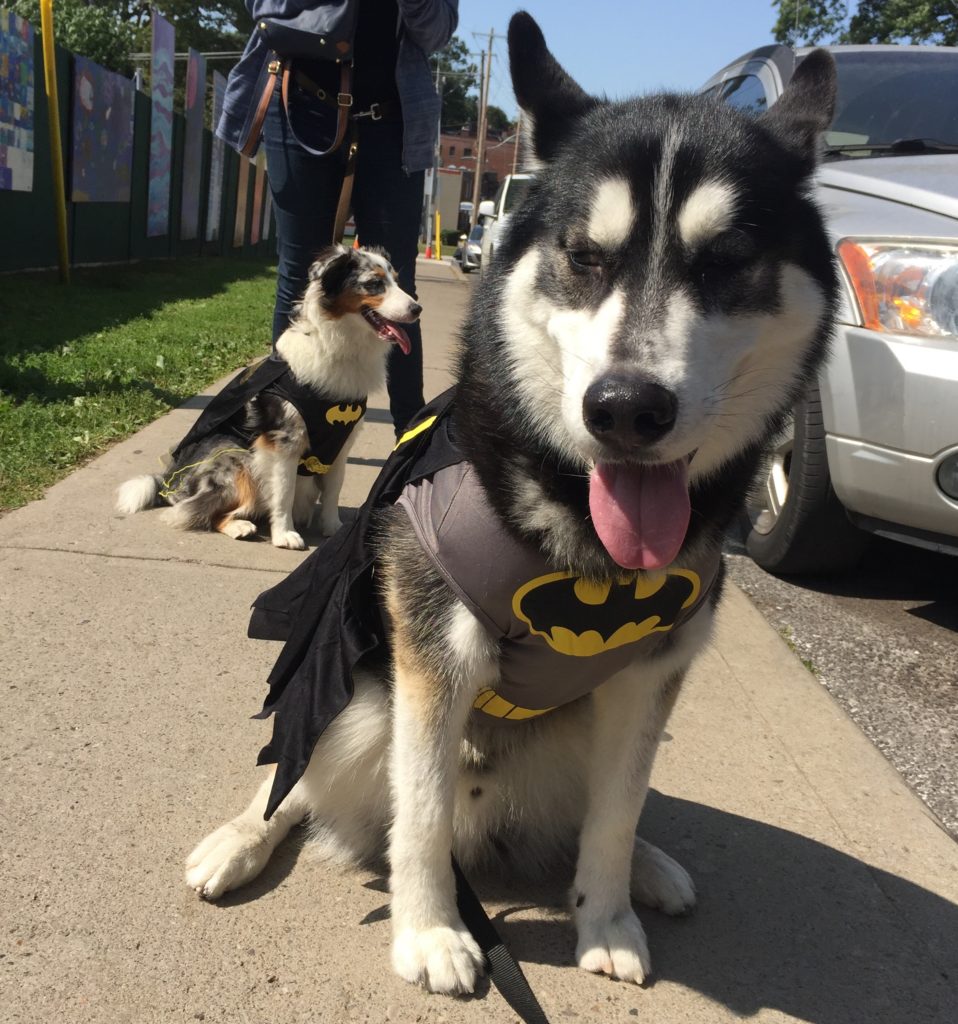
[0,257,278,511]
[779,625,819,676]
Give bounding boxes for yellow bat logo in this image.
[299,456,331,475]
[512,569,701,657]
[326,403,364,425]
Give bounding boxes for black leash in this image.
[453,858,551,1024]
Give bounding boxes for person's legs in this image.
[262,92,346,343]
[352,120,426,434]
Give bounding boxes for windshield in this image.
[468,225,483,242]
[503,177,532,213]
[825,50,958,155]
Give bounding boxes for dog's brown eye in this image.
[569,250,603,271]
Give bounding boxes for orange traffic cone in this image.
[424,242,432,259]
[352,235,360,249]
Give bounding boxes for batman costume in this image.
[248,387,722,819]
[169,356,367,480]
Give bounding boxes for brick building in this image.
[438,127,518,201]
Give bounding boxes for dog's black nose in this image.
[409,302,422,319]
[583,374,678,446]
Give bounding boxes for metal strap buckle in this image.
[337,92,353,108]
[267,59,281,75]
[353,103,383,121]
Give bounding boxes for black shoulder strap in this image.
[453,858,551,1024]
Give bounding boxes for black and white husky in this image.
[186,14,837,996]
[116,246,419,548]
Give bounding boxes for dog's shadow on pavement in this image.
[484,790,957,1023]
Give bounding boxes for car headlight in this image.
[837,239,958,338]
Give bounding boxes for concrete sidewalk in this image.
[2,259,956,1024]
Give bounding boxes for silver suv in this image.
[702,44,958,573]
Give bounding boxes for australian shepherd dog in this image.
[116,246,419,548]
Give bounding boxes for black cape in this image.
[172,356,367,478]
[248,388,463,818]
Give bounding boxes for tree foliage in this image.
[10,1,253,77]
[436,36,479,130]
[773,0,957,48]
[485,104,511,133]
[116,2,253,53]
[10,0,137,75]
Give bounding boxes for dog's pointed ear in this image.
[509,11,597,166]
[759,49,837,167]
[308,245,353,293]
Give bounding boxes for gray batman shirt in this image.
[397,461,721,722]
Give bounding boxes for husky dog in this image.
[116,246,419,549]
[185,13,837,996]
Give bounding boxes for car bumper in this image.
[821,325,958,540]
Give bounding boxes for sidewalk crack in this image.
[0,542,293,574]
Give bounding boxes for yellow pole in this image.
[40,0,70,283]
[435,210,441,260]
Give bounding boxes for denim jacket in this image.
[217,0,458,172]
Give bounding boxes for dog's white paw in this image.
[184,820,272,899]
[222,519,257,540]
[392,924,485,994]
[630,838,696,915]
[319,514,343,537]
[271,529,306,550]
[575,908,651,984]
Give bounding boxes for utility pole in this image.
[469,38,490,229]
[511,115,520,175]
[469,27,506,229]
[423,63,446,252]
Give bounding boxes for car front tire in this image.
[746,384,868,575]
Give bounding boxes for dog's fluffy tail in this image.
[115,474,163,514]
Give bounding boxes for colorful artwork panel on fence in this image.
[147,11,174,237]
[0,10,34,192]
[233,157,250,246]
[205,70,226,241]
[70,56,134,202]
[179,48,206,240]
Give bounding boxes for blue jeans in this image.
[263,90,426,434]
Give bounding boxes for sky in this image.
[456,0,785,118]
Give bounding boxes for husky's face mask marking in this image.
[512,569,701,657]
[491,20,838,572]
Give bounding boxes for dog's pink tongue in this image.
[384,321,411,355]
[589,461,690,570]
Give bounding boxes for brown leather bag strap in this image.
[333,123,359,245]
[240,55,284,158]
[280,61,354,158]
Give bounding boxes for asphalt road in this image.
[724,524,958,839]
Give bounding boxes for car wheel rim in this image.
[752,421,793,535]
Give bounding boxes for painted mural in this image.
[205,70,226,241]
[70,56,134,202]
[147,10,174,236]
[233,156,250,247]
[0,10,34,191]
[179,48,206,240]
